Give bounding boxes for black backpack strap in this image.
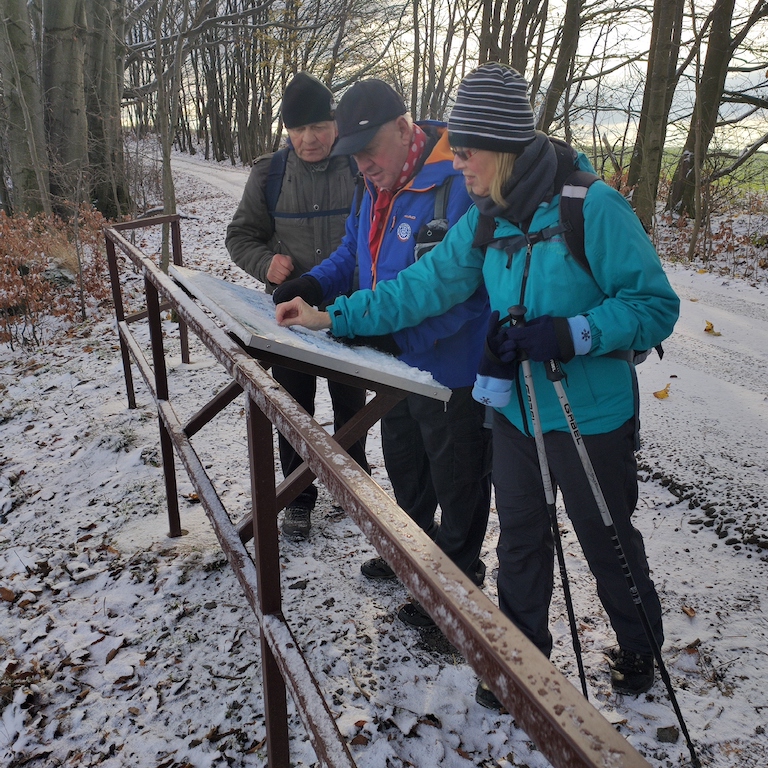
[549,137,579,192]
[559,169,599,274]
[265,147,290,226]
[267,148,358,224]
[472,212,498,249]
[433,174,453,220]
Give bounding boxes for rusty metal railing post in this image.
[170,217,190,364]
[245,395,289,765]
[105,234,137,408]
[145,274,182,538]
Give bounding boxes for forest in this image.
[0,0,767,251]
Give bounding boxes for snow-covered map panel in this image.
[170,266,451,401]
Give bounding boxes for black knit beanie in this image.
[282,72,335,129]
[448,62,536,153]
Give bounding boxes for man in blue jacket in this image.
[273,79,492,629]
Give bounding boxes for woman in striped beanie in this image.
[276,62,679,711]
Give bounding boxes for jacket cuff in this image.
[567,315,592,356]
[328,300,350,338]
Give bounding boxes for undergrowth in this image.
[0,208,113,350]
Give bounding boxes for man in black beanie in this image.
[226,72,368,540]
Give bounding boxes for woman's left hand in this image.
[276,297,332,330]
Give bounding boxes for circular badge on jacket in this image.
[397,222,412,242]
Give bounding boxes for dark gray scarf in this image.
[472,131,558,229]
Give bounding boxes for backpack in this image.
[472,137,662,367]
[265,147,360,227]
[413,174,454,260]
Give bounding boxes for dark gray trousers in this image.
[272,365,369,510]
[492,412,664,658]
[381,387,492,576]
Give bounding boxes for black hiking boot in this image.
[360,556,397,580]
[475,680,506,712]
[472,558,487,587]
[397,600,436,629]
[396,558,487,630]
[281,505,311,540]
[609,648,655,695]
[362,556,485,585]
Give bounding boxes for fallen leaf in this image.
[704,321,722,336]
[0,587,15,602]
[653,384,671,399]
[690,297,699,301]
[350,734,369,746]
[682,605,696,618]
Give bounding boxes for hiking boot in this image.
[281,505,311,540]
[397,600,436,629]
[360,556,396,580]
[609,648,655,695]
[475,680,506,712]
[472,559,487,587]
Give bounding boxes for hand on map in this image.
[276,297,332,330]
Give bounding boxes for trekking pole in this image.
[506,306,589,699]
[514,306,701,768]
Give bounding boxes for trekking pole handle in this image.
[505,305,530,360]
[507,304,527,327]
[545,358,566,383]
[508,305,566,382]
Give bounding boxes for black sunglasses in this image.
[450,147,478,161]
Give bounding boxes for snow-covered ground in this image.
[2,148,768,768]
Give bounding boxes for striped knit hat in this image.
[448,63,536,153]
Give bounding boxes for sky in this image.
[1,150,768,768]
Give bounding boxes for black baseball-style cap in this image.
[331,79,407,156]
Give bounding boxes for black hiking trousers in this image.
[492,412,664,658]
[381,386,492,577]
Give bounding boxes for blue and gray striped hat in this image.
[448,63,536,153]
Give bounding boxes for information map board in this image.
[170,266,451,402]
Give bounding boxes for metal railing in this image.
[104,215,651,768]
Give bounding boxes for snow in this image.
[1,147,768,768]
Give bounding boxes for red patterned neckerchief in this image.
[368,124,427,287]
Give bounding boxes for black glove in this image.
[479,310,518,380]
[272,274,324,306]
[497,315,575,363]
[332,332,402,357]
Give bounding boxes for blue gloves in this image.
[272,274,324,306]
[472,311,517,407]
[496,315,575,363]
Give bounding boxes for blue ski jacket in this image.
[326,160,680,435]
[308,122,489,389]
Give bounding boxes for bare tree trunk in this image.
[627,0,684,229]
[84,0,130,218]
[536,0,581,134]
[43,0,89,211]
[154,0,185,272]
[0,0,52,215]
[666,0,736,216]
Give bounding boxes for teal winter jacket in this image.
[327,175,680,436]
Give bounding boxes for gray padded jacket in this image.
[225,149,356,293]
